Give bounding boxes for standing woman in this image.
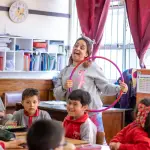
[53,35,128,144]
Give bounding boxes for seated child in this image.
[110,98,150,150]
[63,89,97,144]
[11,88,51,128]
[0,97,12,125]
[27,119,75,150]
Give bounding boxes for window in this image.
[71,0,146,80]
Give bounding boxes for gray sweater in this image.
[80,118,97,144]
[54,62,121,111]
[12,109,51,127]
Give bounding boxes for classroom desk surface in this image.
[14,132,88,145]
[6,132,110,150]
[16,102,131,143]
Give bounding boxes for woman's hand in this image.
[64,80,73,90]
[119,80,128,93]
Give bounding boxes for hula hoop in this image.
[69,56,124,113]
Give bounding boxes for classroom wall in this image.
[0,0,70,42]
[0,0,70,79]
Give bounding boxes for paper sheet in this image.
[137,74,150,93]
[43,101,67,105]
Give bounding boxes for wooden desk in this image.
[6,132,89,150]
[16,102,128,143]
[7,132,110,150]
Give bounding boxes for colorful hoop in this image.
[69,56,124,113]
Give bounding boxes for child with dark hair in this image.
[109,98,150,150]
[27,120,67,150]
[11,88,51,127]
[63,89,97,144]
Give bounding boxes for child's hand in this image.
[64,80,73,90]
[109,142,116,150]
[4,139,26,149]
[64,142,76,150]
[115,142,121,150]
[5,120,17,126]
[119,80,128,93]
[109,142,121,150]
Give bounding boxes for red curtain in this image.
[125,0,150,68]
[76,0,110,56]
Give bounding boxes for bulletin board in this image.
[136,69,150,104]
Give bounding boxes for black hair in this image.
[68,89,91,106]
[136,98,150,137]
[22,88,39,101]
[68,37,92,68]
[27,120,64,150]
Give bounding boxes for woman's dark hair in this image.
[136,98,150,137]
[68,37,92,68]
[27,120,64,150]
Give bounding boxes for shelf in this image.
[0,36,66,73]
[0,70,60,73]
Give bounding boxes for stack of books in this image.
[0,38,11,51]
[33,39,47,53]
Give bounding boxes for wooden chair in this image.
[2,92,22,114]
[96,132,105,145]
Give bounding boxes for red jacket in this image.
[0,142,5,149]
[63,113,88,140]
[111,121,150,150]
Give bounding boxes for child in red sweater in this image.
[110,98,150,150]
[63,89,97,144]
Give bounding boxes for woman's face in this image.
[72,40,88,63]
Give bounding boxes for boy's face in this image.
[67,99,88,118]
[22,95,39,115]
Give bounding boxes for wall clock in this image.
[9,1,29,23]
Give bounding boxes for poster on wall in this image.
[137,74,150,93]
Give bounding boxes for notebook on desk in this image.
[43,101,67,105]
[39,101,67,110]
[76,144,102,150]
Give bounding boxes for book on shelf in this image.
[0,37,12,51]
[33,39,47,42]
[33,53,40,71]
[0,56,3,71]
[24,53,30,71]
[49,40,64,45]
[33,48,46,53]
[57,55,65,71]
[33,42,47,48]
[0,38,11,43]
[0,43,7,47]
